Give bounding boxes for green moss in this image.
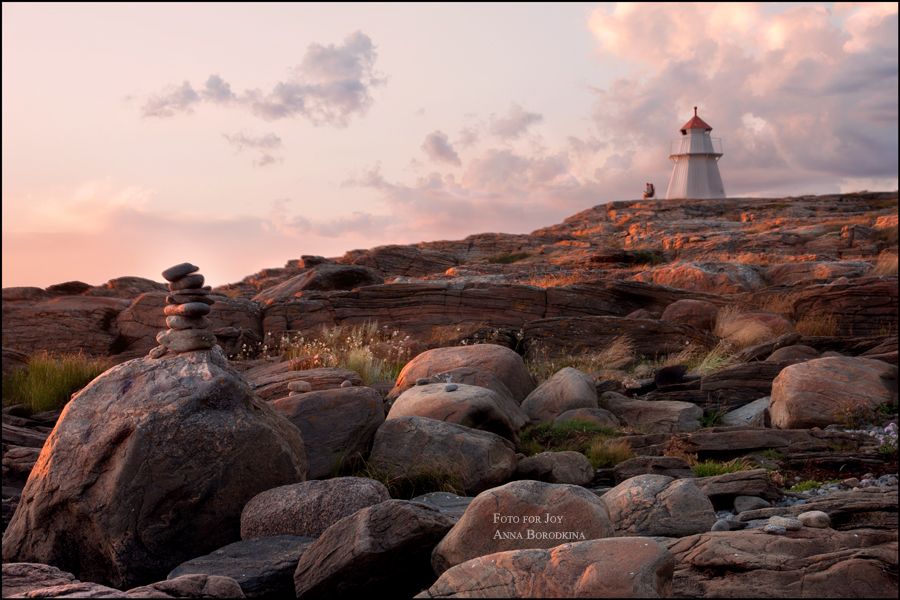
[484,252,532,264]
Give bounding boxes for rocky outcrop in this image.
[2,564,80,597]
[253,265,384,303]
[666,528,898,598]
[2,348,307,589]
[420,538,675,598]
[632,261,766,294]
[792,278,898,337]
[431,480,615,575]
[513,451,595,486]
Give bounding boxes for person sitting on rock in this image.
[643,183,655,199]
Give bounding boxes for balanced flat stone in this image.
[167,294,216,306]
[164,302,211,318]
[174,287,212,295]
[162,263,199,282]
[169,274,205,291]
[157,329,217,352]
[166,316,211,330]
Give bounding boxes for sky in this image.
[2,2,898,289]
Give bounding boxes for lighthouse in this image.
[666,107,725,200]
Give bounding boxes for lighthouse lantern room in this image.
[666,107,726,200]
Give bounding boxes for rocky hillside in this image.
[2,191,897,364]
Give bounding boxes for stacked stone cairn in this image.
[152,263,217,356]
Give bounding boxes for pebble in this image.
[164,302,211,318]
[445,384,459,392]
[797,511,831,528]
[167,294,216,306]
[288,381,312,393]
[415,378,430,386]
[166,316,211,331]
[711,520,730,532]
[341,380,353,388]
[149,345,168,359]
[842,477,860,488]
[168,273,205,291]
[763,524,787,535]
[768,516,802,531]
[162,263,199,282]
[156,329,216,352]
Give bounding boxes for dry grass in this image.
[793,313,839,337]
[663,436,698,466]
[587,438,634,469]
[870,256,898,277]
[692,343,738,375]
[526,336,635,383]
[526,272,588,288]
[425,322,491,347]
[753,292,800,321]
[714,305,776,349]
[704,252,788,267]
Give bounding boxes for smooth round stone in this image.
[174,286,212,295]
[445,383,459,392]
[149,345,168,359]
[763,524,787,535]
[288,381,312,393]
[162,263,199,282]
[340,380,353,388]
[156,329,217,352]
[164,302,211,318]
[711,520,730,532]
[734,495,770,513]
[797,511,831,528]
[167,294,216,306]
[168,273,205,291]
[768,516,802,531]
[166,315,211,330]
[415,378,430,386]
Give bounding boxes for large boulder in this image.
[769,357,898,429]
[602,474,717,537]
[240,478,390,539]
[387,345,535,403]
[270,388,385,479]
[602,392,703,433]
[1,348,307,589]
[168,536,317,598]
[369,416,517,496]
[387,383,526,441]
[292,500,455,599]
[126,574,245,598]
[520,367,597,425]
[667,528,898,598]
[419,538,675,598]
[431,480,615,575]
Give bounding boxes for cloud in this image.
[140,31,385,128]
[421,131,462,166]
[457,126,480,148]
[140,81,200,118]
[584,2,898,195]
[488,103,543,140]
[223,131,283,167]
[266,198,393,238]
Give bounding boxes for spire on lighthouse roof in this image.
[680,107,713,134]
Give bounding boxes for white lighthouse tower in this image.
[666,107,725,199]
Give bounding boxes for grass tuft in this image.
[484,252,531,264]
[869,255,898,277]
[586,438,634,469]
[2,351,110,413]
[692,458,755,477]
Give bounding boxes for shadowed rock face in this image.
[1,347,307,590]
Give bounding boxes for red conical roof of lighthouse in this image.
[680,107,712,134]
